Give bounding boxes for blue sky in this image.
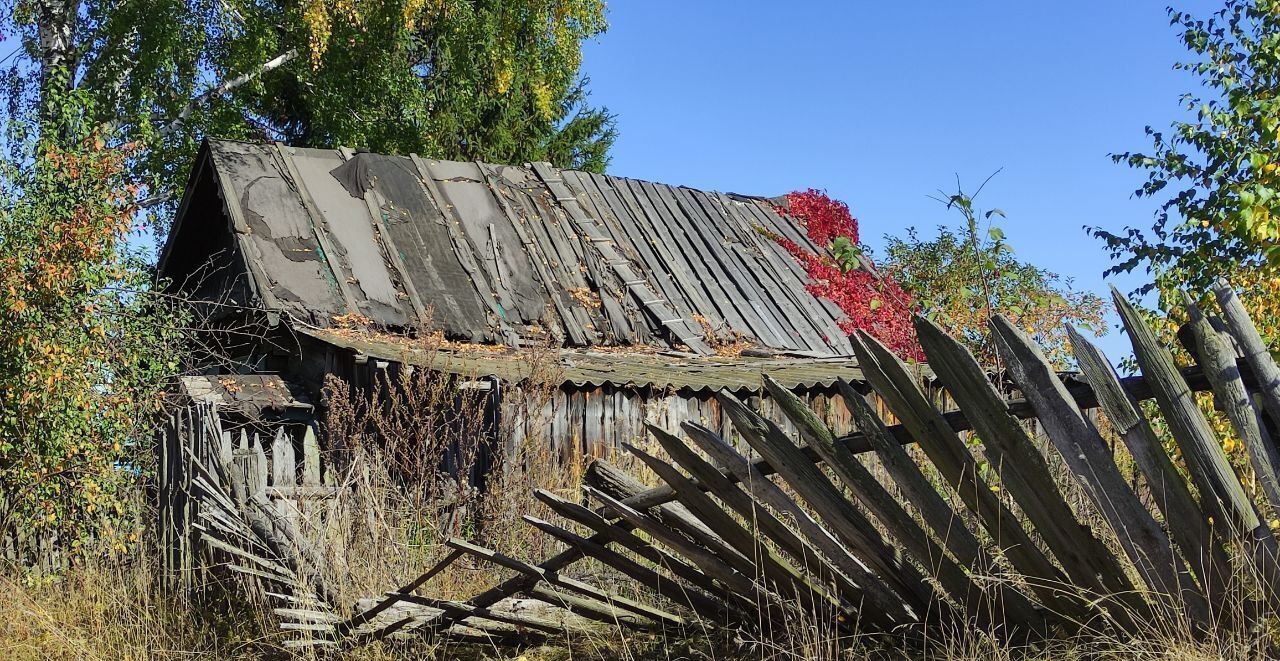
[580,1,1220,363]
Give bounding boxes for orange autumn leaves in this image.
[3,142,136,314]
[0,135,174,554]
[1,141,133,406]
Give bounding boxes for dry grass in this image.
[0,555,272,660]
[1,508,1276,660]
[0,562,1266,661]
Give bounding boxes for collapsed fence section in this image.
[156,381,355,647]
[159,281,1280,653]
[314,281,1280,651]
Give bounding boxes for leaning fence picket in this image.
[848,332,1089,625]
[991,315,1209,627]
[716,393,940,620]
[916,315,1147,631]
[532,488,750,614]
[645,424,843,602]
[625,442,840,616]
[522,514,730,621]
[835,380,1048,634]
[1112,287,1280,603]
[1067,324,1233,611]
[1182,297,1280,515]
[762,376,984,625]
[677,421,903,626]
[1214,279,1280,437]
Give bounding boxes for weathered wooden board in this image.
[991,316,1206,626]
[916,316,1146,631]
[1112,287,1280,598]
[848,332,1089,624]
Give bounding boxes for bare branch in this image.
[137,193,173,209]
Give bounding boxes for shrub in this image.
[0,87,186,561]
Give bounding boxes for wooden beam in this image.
[445,538,687,629]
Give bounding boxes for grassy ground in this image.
[0,556,712,661]
[0,558,1261,661]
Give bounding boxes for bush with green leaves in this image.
[0,87,187,559]
[884,191,1106,368]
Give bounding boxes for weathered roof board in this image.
[161,139,854,357]
[300,328,893,393]
[178,374,313,418]
[206,141,354,322]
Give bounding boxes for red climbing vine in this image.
[784,187,860,246]
[772,189,923,360]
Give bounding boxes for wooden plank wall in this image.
[498,382,951,463]
[304,330,943,468]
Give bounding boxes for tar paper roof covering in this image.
[161,140,858,358]
[299,328,900,392]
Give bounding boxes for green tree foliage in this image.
[884,191,1106,367]
[0,83,186,556]
[2,0,615,226]
[1095,0,1280,473]
[1098,0,1280,300]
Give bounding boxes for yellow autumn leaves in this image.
[484,0,601,121]
[298,0,603,122]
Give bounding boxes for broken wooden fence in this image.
[317,281,1280,650]
[157,402,351,645]
[170,281,1280,651]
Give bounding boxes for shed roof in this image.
[160,140,855,358]
[298,328,912,393]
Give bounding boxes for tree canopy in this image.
[3,0,616,226]
[884,191,1106,368]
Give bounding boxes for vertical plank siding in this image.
[493,381,877,460]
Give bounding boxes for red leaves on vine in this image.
[775,190,923,360]
[785,188,859,246]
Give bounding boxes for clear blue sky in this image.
[580,1,1219,364]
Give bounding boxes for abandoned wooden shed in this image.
[159,139,933,455]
